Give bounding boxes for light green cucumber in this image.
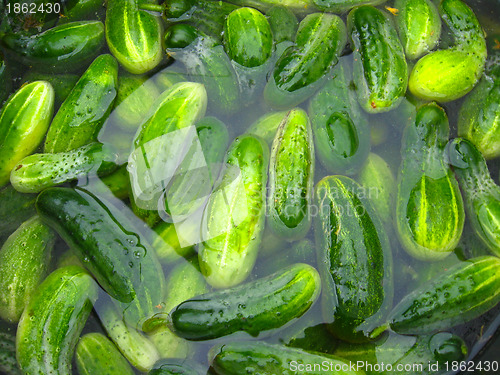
[198,135,269,288]
[268,109,314,239]
[0,81,54,187]
[21,72,79,109]
[246,111,288,144]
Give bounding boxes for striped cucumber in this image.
[314,175,393,342]
[268,109,314,239]
[396,103,464,261]
[21,72,79,109]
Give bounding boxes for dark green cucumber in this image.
[0,185,36,238]
[76,333,135,375]
[395,0,441,60]
[0,216,55,323]
[106,0,162,74]
[246,110,289,144]
[0,81,54,187]
[36,187,166,328]
[149,359,205,375]
[315,175,392,342]
[396,103,464,261]
[0,332,21,375]
[447,138,500,257]
[198,135,269,288]
[164,24,198,49]
[264,13,347,109]
[309,60,370,175]
[268,108,314,239]
[386,256,500,335]
[0,21,105,73]
[21,71,79,109]
[16,266,98,375]
[266,6,298,44]
[209,341,364,375]
[44,54,118,153]
[348,6,408,113]
[61,0,106,23]
[167,263,320,340]
[409,0,486,101]
[10,142,117,193]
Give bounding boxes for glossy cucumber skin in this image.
[44,54,118,153]
[0,332,21,375]
[268,109,314,239]
[314,175,393,343]
[223,7,273,68]
[396,103,464,261]
[0,186,36,238]
[11,142,118,193]
[264,13,347,109]
[169,263,320,340]
[35,187,166,328]
[16,266,98,375]
[313,0,386,12]
[76,333,135,375]
[409,0,486,101]
[447,138,500,257]
[395,0,441,60]
[21,72,79,109]
[309,60,370,175]
[0,21,105,73]
[0,216,55,323]
[209,341,364,375]
[106,0,163,74]
[0,81,54,187]
[198,135,269,289]
[348,6,408,113]
[388,256,500,335]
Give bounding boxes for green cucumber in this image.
[16,266,98,375]
[284,323,338,355]
[409,0,486,101]
[314,175,393,343]
[198,135,269,288]
[10,142,117,193]
[168,263,320,340]
[309,60,370,175]
[164,23,198,49]
[447,138,500,257]
[348,6,408,113]
[268,108,314,239]
[0,332,20,375]
[151,221,196,264]
[153,69,187,93]
[386,256,500,335]
[36,187,166,328]
[21,72,79,109]
[313,0,386,12]
[396,103,464,261]
[0,186,36,239]
[106,0,163,74]
[223,7,273,68]
[0,21,105,73]
[222,0,317,15]
[395,0,441,60]
[209,341,364,375]
[61,0,106,23]
[0,81,54,187]
[44,54,118,154]
[266,6,298,44]
[246,111,289,144]
[76,333,135,375]
[0,216,55,323]
[264,13,347,109]
[94,163,131,200]
[149,359,205,375]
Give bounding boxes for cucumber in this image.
[21,72,79,109]
[223,0,317,15]
[264,13,347,109]
[16,266,98,375]
[348,6,408,113]
[314,175,392,343]
[0,186,36,239]
[396,103,464,261]
[284,323,338,355]
[61,0,106,23]
[309,60,370,175]
[164,24,198,49]
[409,0,486,101]
[0,332,20,375]
[313,0,386,12]
[385,256,500,335]
[447,138,500,257]
[10,142,118,193]
[106,0,163,74]
[266,6,298,44]
[198,135,269,288]
[0,21,105,73]
[36,187,166,328]
[395,0,441,60]
[168,263,320,340]
[151,221,196,264]
[94,163,131,200]
[0,81,54,187]
[0,216,55,323]
[209,341,364,375]
[268,109,314,239]
[149,360,205,375]
[76,333,135,375]
[246,111,289,144]
[44,54,118,154]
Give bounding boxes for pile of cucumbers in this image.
[1,0,500,374]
